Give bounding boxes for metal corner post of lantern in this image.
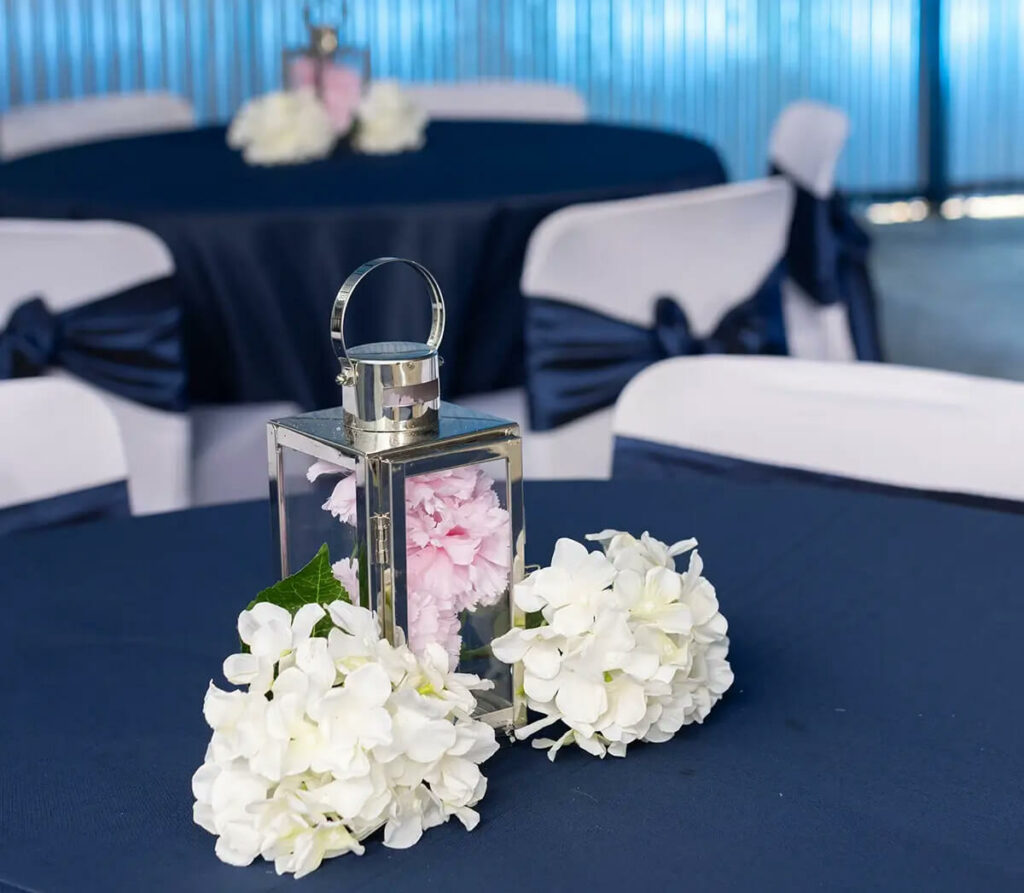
[266,257,526,733]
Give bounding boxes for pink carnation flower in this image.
[407,588,462,664]
[307,460,357,525]
[309,461,511,663]
[331,557,360,598]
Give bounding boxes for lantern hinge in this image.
[370,513,390,565]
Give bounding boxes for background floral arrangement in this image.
[492,530,733,759]
[227,78,427,165]
[193,547,498,878]
[308,462,511,664]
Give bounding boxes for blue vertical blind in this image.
[945,0,1024,187]
[8,0,1014,193]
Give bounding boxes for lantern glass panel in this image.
[396,454,515,717]
[271,442,366,605]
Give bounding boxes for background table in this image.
[0,122,726,407]
[3,471,1023,891]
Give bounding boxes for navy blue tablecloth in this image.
[2,473,1023,891]
[0,122,726,407]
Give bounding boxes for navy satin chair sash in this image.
[0,276,188,411]
[770,163,883,362]
[525,262,787,431]
[612,436,1024,515]
[0,480,131,537]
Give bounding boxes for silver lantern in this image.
[267,258,525,732]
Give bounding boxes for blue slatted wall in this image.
[0,0,969,192]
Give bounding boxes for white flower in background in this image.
[352,80,428,155]
[193,599,498,878]
[492,531,732,760]
[227,87,339,166]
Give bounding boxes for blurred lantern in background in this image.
[283,1,370,132]
[267,258,526,733]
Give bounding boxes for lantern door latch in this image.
[370,513,390,565]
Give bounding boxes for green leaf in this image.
[524,610,546,630]
[246,544,350,640]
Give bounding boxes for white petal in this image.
[328,600,379,639]
[657,604,694,635]
[406,717,458,764]
[291,603,326,641]
[512,580,547,613]
[345,662,393,706]
[295,637,337,690]
[555,671,607,725]
[522,641,562,679]
[550,537,590,569]
[550,603,594,637]
[453,806,480,831]
[668,537,698,557]
[237,602,290,645]
[573,731,607,758]
[222,652,261,685]
[514,712,562,740]
[523,671,559,703]
[491,629,529,663]
[383,811,425,849]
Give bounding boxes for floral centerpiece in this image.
[227,79,427,165]
[193,524,731,876]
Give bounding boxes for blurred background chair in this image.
[0,92,195,160]
[0,378,131,535]
[463,176,795,479]
[0,219,295,512]
[769,100,881,363]
[403,81,587,121]
[613,355,1024,505]
[0,219,191,514]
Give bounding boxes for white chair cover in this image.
[614,355,1024,503]
[462,178,795,479]
[403,81,586,122]
[0,378,127,510]
[0,219,190,515]
[769,100,858,363]
[0,92,195,160]
[190,403,298,507]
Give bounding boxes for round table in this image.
[3,470,1023,891]
[0,122,726,406]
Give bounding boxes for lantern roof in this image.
[271,401,518,459]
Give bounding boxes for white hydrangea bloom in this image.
[227,87,338,165]
[352,80,428,155]
[493,530,732,759]
[193,599,499,877]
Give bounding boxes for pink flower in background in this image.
[287,58,362,133]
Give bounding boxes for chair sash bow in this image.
[526,262,787,430]
[0,276,187,411]
[771,163,883,361]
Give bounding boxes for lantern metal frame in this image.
[267,403,527,733]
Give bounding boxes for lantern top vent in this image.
[330,257,445,437]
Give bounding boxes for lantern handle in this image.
[330,257,446,365]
